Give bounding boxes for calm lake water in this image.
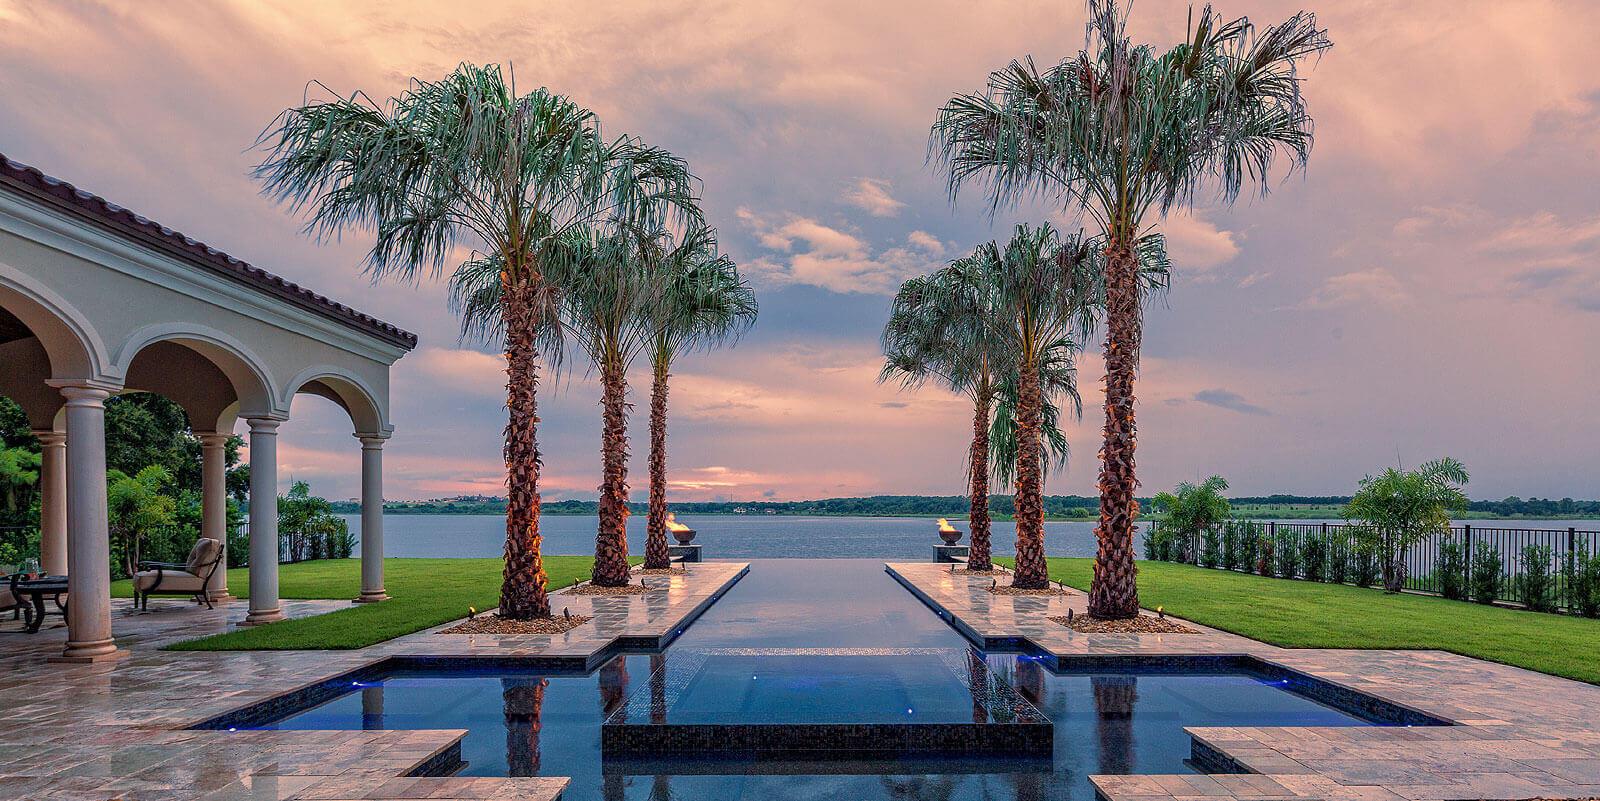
[340,513,1600,560]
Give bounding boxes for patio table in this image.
[15,576,67,633]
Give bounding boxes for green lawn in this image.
[997,557,1600,685]
[146,556,611,651]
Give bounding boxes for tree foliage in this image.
[1343,457,1470,592]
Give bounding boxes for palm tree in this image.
[543,227,659,586]
[255,63,699,617]
[882,249,1084,574]
[881,256,1006,571]
[932,3,1330,614]
[641,225,757,569]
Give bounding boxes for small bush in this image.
[1240,523,1262,572]
[1566,541,1600,618]
[1256,537,1275,577]
[1301,534,1328,582]
[1200,527,1222,568]
[1470,545,1502,604]
[1436,540,1468,600]
[1517,544,1556,613]
[1220,522,1240,570]
[1144,525,1181,562]
[1274,531,1300,578]
[1327,536,1349,584]
[1350,542,1380,588]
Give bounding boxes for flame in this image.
[937,518,958,534]
[665,512,692,533]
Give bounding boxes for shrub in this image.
[1144,525,1183,562]
[1349,535,1380,588]
[1221,522,1241,571]
[1327,535,1349,584]
[1238,524,1260,574]
[1274,530,1300,578]
[1517,544,1556,613]
[1256,537,1275,576]
[1565,541,1600,618]
[1436,540,1468,600]
[1200,527,1222,568]
[1470,545,1502,604]
[1301,534,1328,582]
[1143,525,1159,560]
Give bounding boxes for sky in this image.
[1,1,1597,502]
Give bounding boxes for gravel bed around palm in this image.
[1049,613,1197,633]
[635,567,689,575]
[443,613,593,635]
[985,585,1072,596]
[563,583,653,596]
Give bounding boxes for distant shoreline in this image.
[335,507,1600,523]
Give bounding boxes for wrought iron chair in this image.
[131,537,224,610]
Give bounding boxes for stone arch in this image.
[283,366,388,436]
[116,323,278,429]
[0,266,109,381]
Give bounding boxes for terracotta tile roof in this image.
[0,153,418,351]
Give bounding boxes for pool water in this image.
[253,560,1394,800]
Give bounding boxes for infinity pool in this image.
[232,560,1412,800]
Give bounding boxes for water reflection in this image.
[1092,675,1139,775]
[502,676,548,777]
[361,685,384,731]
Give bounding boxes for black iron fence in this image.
[1147,519,1600,615]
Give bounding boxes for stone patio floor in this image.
[0,561,747,801]
[887,562,1600,801]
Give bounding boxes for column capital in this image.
[45,377,122,394]
[31,429,66,446]
[246,417,284,434]
[54,384,114,405]
[196,432,233,448]
[355,432,390,449]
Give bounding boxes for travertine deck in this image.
[0,561,747,800]
[887,562,1600,801]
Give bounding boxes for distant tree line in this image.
[341,492,1600,521]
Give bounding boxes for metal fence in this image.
[1151,520,1600,613]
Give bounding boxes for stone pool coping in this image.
[885,562,1600,801]
[0,560,748,801]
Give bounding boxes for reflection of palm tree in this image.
[1092,675,1139,775]
[501,676,548,777]
[600,658,631,720]
[1009,771,1045,801]
[598,659,632,800]
[883,776,959,801]
[360,686,384,731]
[649,653,667,725]
[967,650,988,723]
[649,774,672,800]
[1016,657,1045,706]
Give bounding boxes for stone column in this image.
[54,385,124,662]
[354,434,389,602]
[243,418,284,625]
[198,432,231,600]
[32,428,67,576]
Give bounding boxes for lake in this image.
[339,513,1600,560]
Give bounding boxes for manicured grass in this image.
[158,556,618,651]
[997,557,1600,685]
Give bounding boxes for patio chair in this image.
[132,537,223,610]
[0,570,31,627]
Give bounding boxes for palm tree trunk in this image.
[1089,241,1142,619]
[1012,357,1047,588]
[644,355,672,569]
[500,281,551,619]
[592,355,633,586]
[967,381,993,571]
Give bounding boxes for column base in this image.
[51,640,128,663]
[353,592,389,603]
[206,591,236,602]
[239,608,285,626]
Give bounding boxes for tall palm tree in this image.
[640,225,757,569]
[932,3,1329,614]
[881,254,1007,571]
[882,251,1082,573]
[545,226,657,586]
[255,63,699,617]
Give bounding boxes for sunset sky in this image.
[2,1,1596,502]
